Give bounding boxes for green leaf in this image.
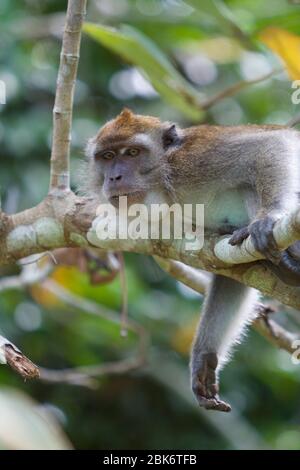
[83,22,204,121]
[135,22,207,47]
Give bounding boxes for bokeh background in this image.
[1,0,300,450]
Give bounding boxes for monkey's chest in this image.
[202,189,250,232]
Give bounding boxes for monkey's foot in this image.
[192,353,231,413]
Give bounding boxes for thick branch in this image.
[2,197,300,311]
[214,208,300,264]
[49,0,87,192]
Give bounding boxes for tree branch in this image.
[49,0,87,192]
[202,68,283,110]
[0,335,40,379]
[2,199,300,310]
[214,208,300,265]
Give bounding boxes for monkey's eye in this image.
[163,138,173,147]
[125,147,140,157]
[98,150,115,160]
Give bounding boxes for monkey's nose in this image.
[109,175,122,182]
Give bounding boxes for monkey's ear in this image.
[162,124,182,150]
[119,108,134,120]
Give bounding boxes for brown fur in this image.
[95,108,162,149]
[87,109,298,217]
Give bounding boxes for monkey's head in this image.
[85,108,182,207]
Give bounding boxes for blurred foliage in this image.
[0,388,72,450]
[259,27,300,79]
[83,22,204,120]
[1,0,300,450]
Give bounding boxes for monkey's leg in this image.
[230,134,299,266]
[191,275,258,412]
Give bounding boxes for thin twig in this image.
[255,315,299,354]
[49,0,87,192]
[0,259,54,377]
[0,336,40,379]
[117,252,129,337]
[202,68,283,110]
[0,259,53,293]
[0,275,24,293]
[39,358,145,388]
[19,251,58,266]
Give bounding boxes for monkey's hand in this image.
[229,217,300,282]
[229,215,280,264]
[191,353,231,413]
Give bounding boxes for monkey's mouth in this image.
[108,191,146,207]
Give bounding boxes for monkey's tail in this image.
[262,241,300,286]
[287,115,300,128]
[116,252,129,337]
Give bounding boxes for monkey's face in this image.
[92,141,160,207]
[86,109,182,208]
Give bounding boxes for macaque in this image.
[84,108,300,412]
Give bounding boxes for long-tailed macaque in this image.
[84,108,300,412]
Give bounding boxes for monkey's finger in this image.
[229,226,250,246]
[193,381,231,412]
[249,218,280,264]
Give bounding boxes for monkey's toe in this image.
[249,216,281,264]
[195,393,231,412]
[229,226,250,246]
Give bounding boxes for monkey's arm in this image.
[191,275,258,412]
[229,132,300,272]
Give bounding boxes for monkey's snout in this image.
[109,174,122,182]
